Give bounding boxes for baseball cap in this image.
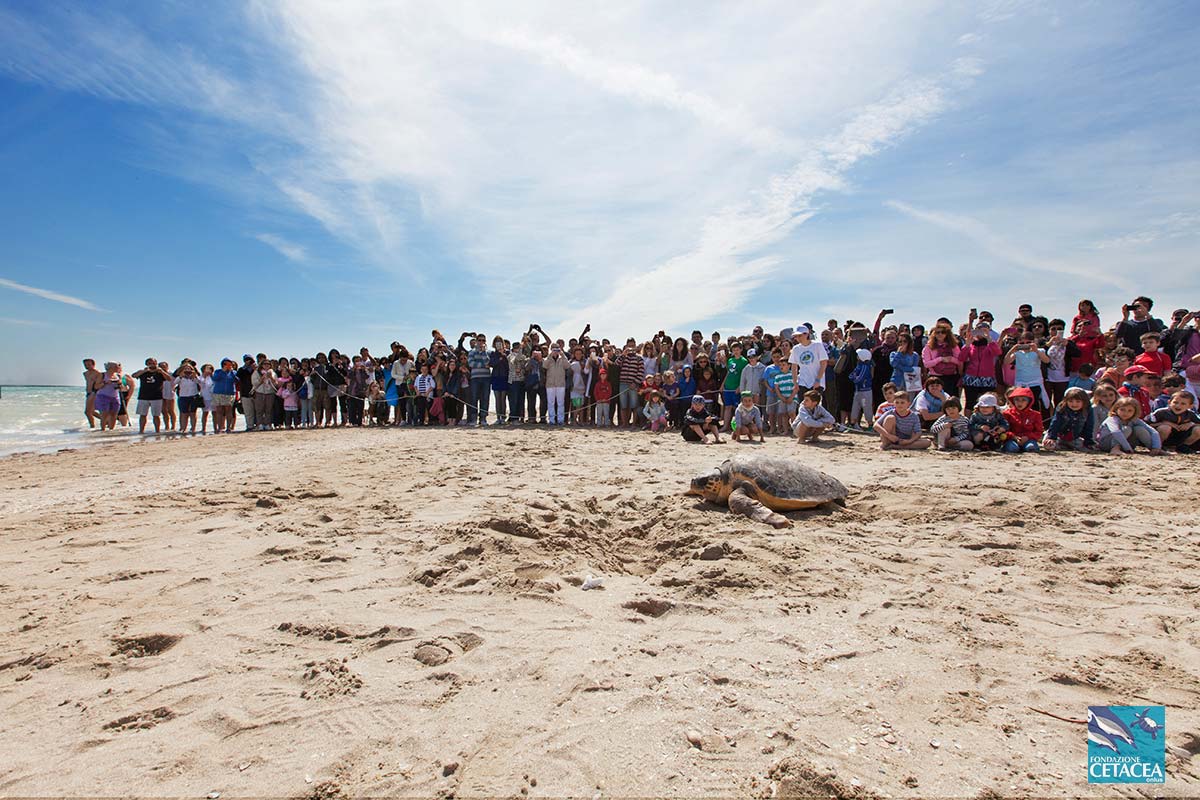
[977,393,999,408]
[691,395,706,404]
[1123,365,1150,377]
[856,348,871,362]
[740,390,753,397]
[243,354,253,361]
[747,348,758,357]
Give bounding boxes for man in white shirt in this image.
[788,325,829,394]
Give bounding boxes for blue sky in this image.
[1,0,1197,385]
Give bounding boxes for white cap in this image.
[856,348,872,362]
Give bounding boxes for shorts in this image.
[769,397,798,415]
[96,393,121,414]
[618,383,640,410]
[571,397,584,408]
[682,425,705,442]
[212,394,234,407]
[136,399,163,416]
[721,389,739,407]
[177,396,201,413]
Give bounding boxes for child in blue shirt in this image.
[1067,363,1095,393]
[849,348,874,428]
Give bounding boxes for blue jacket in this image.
[1046,406,1094,444]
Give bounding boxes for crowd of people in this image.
[81,296,1200,455]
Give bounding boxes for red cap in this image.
[1123,365,1150,377]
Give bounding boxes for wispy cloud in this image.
[556,74,960,337]
[1091,211,1199,250]
[253,233,308,263]
[0,316,49,327]
[0,277,102,311]
[884,200,1133,291]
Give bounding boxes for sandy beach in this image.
[1,429,1198,797]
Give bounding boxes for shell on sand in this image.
[719,454,848,510]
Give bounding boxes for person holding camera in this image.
[1116,296,1165,353]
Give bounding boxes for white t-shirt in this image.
[788,341,829,388]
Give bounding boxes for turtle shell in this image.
[724,454,848,511]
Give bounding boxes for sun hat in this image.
[856,348,872,362]
[977,393,999,408]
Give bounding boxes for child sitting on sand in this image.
[682,395,723,444]
[794,389,835,444]
[1097,396,1162,455]
[874,390,930,450]
[732,390,765,443]
[643,391,668,432]
[1148,390,1200,453]
[1043,387,1094,451]
[931,397,973,451]
[1119,365,1153,418]
[875,382,898,420]
[969,393,1011,451]
[1002,386,1043,452]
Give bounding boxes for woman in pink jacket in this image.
[958,324,1002,412]
[921,324,961,400]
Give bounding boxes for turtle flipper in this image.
[728,486,792,528]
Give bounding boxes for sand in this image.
[1,428,1198,798]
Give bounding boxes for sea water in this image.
[0,386,142,456]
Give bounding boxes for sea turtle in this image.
[685,454,848,528]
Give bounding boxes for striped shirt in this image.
[619,351,645,386]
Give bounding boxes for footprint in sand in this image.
[103,706,175,731]
[299,658,363,699]
[412,632,484,667]
[112,634,182,658]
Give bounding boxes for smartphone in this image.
[970,308,977,315]
[882,308,895,315]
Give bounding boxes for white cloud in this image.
[1091,211,1199,250]
[253,233,308,263]
[555,74,960,338]
[884,200,1133,292]
[0,277,102,311]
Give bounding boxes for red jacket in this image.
[1002,405,1043,440]
[1133,351,1171,376]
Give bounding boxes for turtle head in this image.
[686,468,725,500]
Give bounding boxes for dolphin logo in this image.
[1088,707,1135,747]
[1087,724,1119,753]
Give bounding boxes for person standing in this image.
[83,359,103,428]
[489,337,510,424]
[251,358,277,430]
[618,339,646,428]
[209,358,238,433]
[467,334,492,426]
[131,358,170,434]
[236,355,257,431]
[788,325,829,397]
[508,341,529,423]
[1115,296,1165,354]
[544,344,570,425]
